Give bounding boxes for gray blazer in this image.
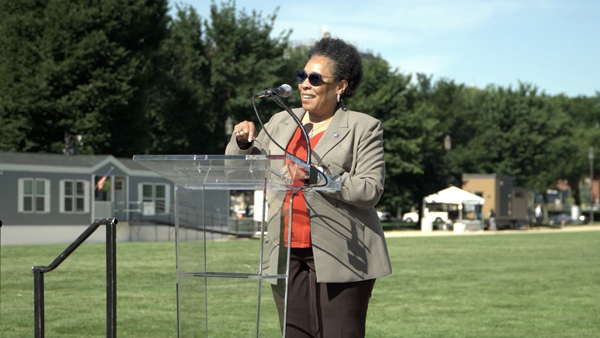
[226,105,392,283]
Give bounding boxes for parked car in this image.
[548,213,587,226]
[402,211,449,224]
[377,211,393,222]
[402,212,419,223]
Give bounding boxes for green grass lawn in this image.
[1,230,599,337]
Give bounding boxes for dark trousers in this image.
[272,248,376,338]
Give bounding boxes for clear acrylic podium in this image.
[133,154,341,337]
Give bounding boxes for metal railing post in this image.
[32,218,117,338]
[106,219,117,338]
[33,269,44,337]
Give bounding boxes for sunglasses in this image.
[295,70,335,86]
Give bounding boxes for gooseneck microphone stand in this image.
[251,88,320,186]
[253,90,315,337]
[272,96,312,165]
[272,95,319,185]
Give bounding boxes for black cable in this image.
[271,95,330,187]
[250,95,295,159]
[251,95,330,187]
[271,95,313,167]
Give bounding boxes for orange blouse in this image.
[283,127,324,248]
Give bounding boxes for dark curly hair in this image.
[307,37,363,99]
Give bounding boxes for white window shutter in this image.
[165,184,171,214]
[59,180,65,213]
[44,179,51,213]
[18,178,24,212]
[84,180,90,213]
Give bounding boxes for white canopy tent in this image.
[421,186,485,232]
[424,186,485,206]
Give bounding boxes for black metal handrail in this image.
[32,218,118,338]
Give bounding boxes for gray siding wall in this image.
[0,157,229,229]
[0,170,93,225]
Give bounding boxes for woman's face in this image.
[298,55,346,118]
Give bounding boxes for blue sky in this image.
[171,0,599,98]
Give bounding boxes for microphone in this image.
[254,84,293,98]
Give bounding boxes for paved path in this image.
[384,225,600,238]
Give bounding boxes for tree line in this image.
[1,0,599,214]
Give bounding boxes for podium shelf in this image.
[179,272,287,280]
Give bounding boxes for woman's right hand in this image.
[232,121,256,143]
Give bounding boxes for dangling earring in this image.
[337,93,340,102]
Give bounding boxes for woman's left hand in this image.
[280,162,308,181]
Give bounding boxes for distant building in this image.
[0,152,174,245]
[462,174,534,229]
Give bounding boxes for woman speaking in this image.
[226,37,392,338]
